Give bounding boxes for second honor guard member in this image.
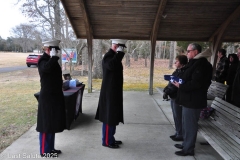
[37,39,66,157]
[95,39,127,149]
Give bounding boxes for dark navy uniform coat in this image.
[36,53,66,133]
[95,49,125,126]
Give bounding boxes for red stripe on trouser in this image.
[105,125,109,145]
[42,133,46,154]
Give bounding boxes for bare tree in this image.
[156,41,162,59]
[32,30,43,53]
[92,40,103,79]
[163,41,167,59]
[92,39,112,79]
[20,0,74,40]
[139,41,150,67]
[169,41,175,69]
[53,0,61,39]
[19,0,80,68]
[11,24,36,52]
[226,42,235,55]
[130,41,143,62]
[76,39,87,65]
[125,41,131,67]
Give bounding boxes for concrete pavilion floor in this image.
[0,91,223,160]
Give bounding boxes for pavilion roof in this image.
[60,0,240,42]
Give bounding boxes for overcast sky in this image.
[0,0,28,39]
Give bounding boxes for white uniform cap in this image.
[42,39,61,47]
[111,39,128,48]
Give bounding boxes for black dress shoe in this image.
[115,140,122,145]
[169,135,176,139]
[174,144,183,149]
[52,149,62,154]
[171,136,183,141]
[175,150,194,156]
[102,144,119,149]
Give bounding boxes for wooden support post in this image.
[87,38,93,93]
[149,40,155,95]
[79,0,94,93]
[149,0,167,95]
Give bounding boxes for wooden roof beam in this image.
[150,0,168,42]
[149,0,168,95]
[79,0,93,93]
[79,0,93,39]
[209,5,240,42]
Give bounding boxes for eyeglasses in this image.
[187,49,196,53]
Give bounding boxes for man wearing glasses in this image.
[172,43,212,156]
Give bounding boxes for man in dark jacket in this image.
[95,39,127,149]
[214,49,229,84]
[172,43,212,156]
[37,39,66,157]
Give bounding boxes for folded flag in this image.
[164,75,185,84]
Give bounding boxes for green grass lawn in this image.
[0,80,40,153]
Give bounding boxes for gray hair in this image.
[189,43,202,53]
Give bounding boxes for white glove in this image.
[50,48,57,56]
[117,46,124,52]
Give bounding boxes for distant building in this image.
[33,49,40,53]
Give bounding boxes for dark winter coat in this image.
[95,49,125,126]
[231,62,240,107]
[225,61,238,102]
[176,57,212,109]
[226,62,238,85]
[36,53,66,133]
[163,67,186,99]
[214,56,229,83]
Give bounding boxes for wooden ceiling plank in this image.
[209,5,240,41]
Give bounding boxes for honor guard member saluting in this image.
[95,39,128,149]
[37,39,66,157]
